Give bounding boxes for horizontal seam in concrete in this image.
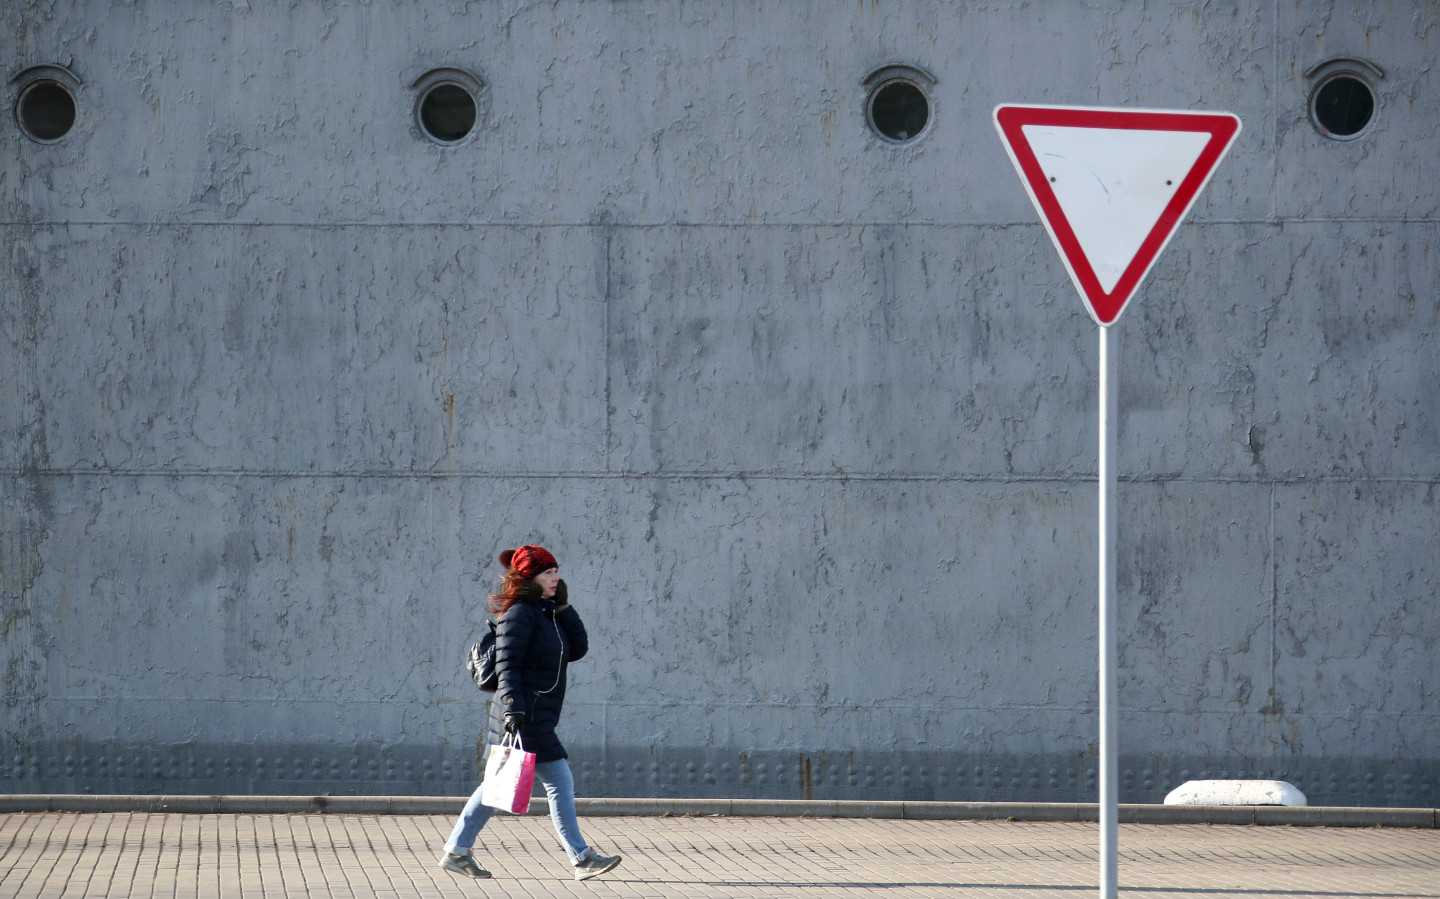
[6,469,1438,487]
[3,218,1438,228]
[19,702,1440,720]
[0,796,1433,828]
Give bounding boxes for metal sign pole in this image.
[994,102,1239,899]
[1098,323,1119,899]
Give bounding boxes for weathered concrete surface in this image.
[3,1,1437,806]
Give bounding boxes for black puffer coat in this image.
[489,580,589,763]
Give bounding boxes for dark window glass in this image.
[18,80,76,142]
[419,84,476,143]
[1313,75,1374,138]
[870,81,929,143]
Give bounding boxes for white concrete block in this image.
[1163,780,1307,807]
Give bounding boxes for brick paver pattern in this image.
[2,811,1438,898]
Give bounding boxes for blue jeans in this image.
[444,756,592,865]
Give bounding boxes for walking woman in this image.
[439,544,622,882]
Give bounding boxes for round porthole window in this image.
[862,64,937,146]
[870,81,929,143]
[15,76,78,143]
[1304,58,1383,141]
[419,83,477,143]
[1311,74,1375,139]
[410,67,485,146]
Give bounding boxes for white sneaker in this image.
[439,852,491,878]
[573,849,622,881]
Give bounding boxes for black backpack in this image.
[465,621,498,692]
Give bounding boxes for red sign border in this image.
[994,105,1241,325]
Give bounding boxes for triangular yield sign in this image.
[993,104,1241,326]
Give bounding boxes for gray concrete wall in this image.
[3,1,1436,806]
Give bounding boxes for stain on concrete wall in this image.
[2,1,1436,805]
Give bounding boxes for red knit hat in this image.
[500,544,558,580]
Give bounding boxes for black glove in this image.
[553,579,568,606]
[503,711,526,735]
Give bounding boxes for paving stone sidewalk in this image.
[3,810,1439,898]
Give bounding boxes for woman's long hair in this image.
[488,568,532,616]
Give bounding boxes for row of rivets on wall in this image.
[2,754,1430,804]
[571,761,1428,801]
[0,755,457,782]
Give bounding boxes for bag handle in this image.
[501,730,526,753]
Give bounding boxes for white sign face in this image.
[1019,125,1211,294]
[993,105,1242,325]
